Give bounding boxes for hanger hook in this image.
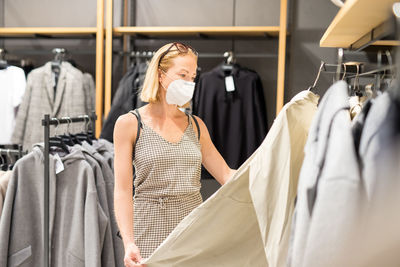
[355,64,360,94]
[85,115,91,132]
[312,61,325,89]
[54,118,60,136]
[336,48,344,81]
[67,117,72,134]
[385,50,395,81]
[6,149,12,164]
[341,63,347,80]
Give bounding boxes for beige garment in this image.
[142,90,319,267]
[0,171,12,218]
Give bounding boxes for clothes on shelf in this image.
[11,61,95,151]
[142,90,318,267]
[0,66,26,144]
[0,139,126,267]
[100,62,148,143]
[192,63,268,179]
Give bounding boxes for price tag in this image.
[54,153,64,174]
[225,76,235,92]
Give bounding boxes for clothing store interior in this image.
[1,0,400,266]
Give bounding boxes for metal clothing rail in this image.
[41,112,96,267]
[114,50,278,59]
[0,147,25,158]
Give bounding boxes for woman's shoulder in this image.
[115,111,139,133]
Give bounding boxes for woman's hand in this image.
[124,243,146,267]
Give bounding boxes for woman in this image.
[114,42,236,267]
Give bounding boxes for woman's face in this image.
[160,54,197,90]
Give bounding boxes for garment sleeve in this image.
[85,178,103,267]
[0,171,15,266]
[12,67,27,108]
[192,75,203,115]
[252,74,268,143]
[83,73,96,114]
[11,73,32,145]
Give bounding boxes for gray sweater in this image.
[0,146,107,267]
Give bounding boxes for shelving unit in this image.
[113,26,281,37]
[0,0,105,136]
[320,0,398,50]
[104,0,289,117]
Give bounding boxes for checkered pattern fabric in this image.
[131,110,203,258]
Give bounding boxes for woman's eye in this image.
[179,74,186,78]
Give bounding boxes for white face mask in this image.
[162,71,195,106]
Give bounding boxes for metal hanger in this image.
[308,61,325,91]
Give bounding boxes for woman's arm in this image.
[192,116,236,185]
[113,113,137,249]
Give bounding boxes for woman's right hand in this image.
[124,243,146,267]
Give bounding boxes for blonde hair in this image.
[140,42,198,103]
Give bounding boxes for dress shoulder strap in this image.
[129,109,143,157]
[185,111,201,140]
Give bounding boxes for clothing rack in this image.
[41,112,97,267]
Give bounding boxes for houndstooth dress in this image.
[130,109,203,258]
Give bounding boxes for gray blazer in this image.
[288,81,365,267]
[11,62,88,151]
[0,146,107,267]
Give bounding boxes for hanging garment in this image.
[83,73,96,113]
[0,145,108,267]
[11,62,89,151]
[132,110,203,258]
[100,62,148,143]
[192,63,268,179]
[71,144,116,267]
[0,66,26,143]
[81,141,125,267]
[0,170,12,219]
[142,90,318,267]
[93,139,114,170]
[287,81,366,267]
[348,87,400,267]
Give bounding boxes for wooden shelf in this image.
[0,27,97,37]
[320,0,398,49]
[372,40,400,46]
[113,26,281,38]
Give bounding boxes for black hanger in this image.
[49,119,69,154]
[0,48,8,70]
[59,117,80,146]
[0,154,8,171]
[74,116,93,145]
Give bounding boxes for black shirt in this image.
[193,63,268,179]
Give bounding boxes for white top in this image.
[0,66,26,143]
